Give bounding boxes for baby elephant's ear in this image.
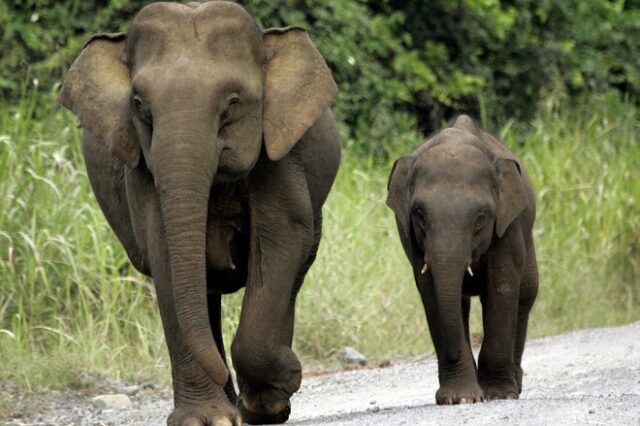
[495,158,526,237]
[386,156,413,236]
[59,33,140,168]
[262,27,337,161]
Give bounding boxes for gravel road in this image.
[6,321,640,425]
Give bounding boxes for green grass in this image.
[0,88,167,391]
[1,89,639,398]
[517,92,640,335]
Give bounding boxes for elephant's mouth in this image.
[205,183,250,293]
[205,222,243,271]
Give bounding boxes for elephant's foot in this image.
[237,376,298,424]
[233,345,301,424]
[238,394,291,425]
[435,382,484,405]
[479,376,519,401]
[168,399,242,426]
[513,364,523,394]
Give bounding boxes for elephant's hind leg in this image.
[461,296,478,376]
[208,292,237,404]
[513,239,539,393]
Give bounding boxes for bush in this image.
[385,0,640,129]
[0,1,143,93]
[2,0,638,152]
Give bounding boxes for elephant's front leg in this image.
[128,169,240,426]
[232,223,312,424]
[416,271,483,405]
[478,232,524,400]
[232,155,314,424]
[147,220,241,426]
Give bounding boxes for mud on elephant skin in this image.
[59,1,340,425]
[386,115,539,405]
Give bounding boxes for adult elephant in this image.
[59,2,340,425]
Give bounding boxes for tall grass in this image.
[1,89,638,394]
[518,92,640,335]
[0,88,168,390]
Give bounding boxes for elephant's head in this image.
[386,115,526,362]
[59,1,336,386]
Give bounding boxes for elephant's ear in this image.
[495,158,526,238]
[262,26,337,161]
[59,33,140,168]
[386,156,413,237]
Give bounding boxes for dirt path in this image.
[6,321,640,425]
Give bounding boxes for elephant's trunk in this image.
[153,124,229,387]
[427,235,469,369]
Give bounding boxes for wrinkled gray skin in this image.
[386,115,538,406]
[59,2,340,425]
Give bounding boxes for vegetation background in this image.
[1,0,638,404]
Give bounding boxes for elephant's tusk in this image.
[466,265,474,277]
[421,263,429,274]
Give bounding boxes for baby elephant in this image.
[386,115,538,404]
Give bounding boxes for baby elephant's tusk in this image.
[466,265,474,277]
[421,263,429,274]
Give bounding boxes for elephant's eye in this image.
[227,97,240,110]
[132,94,152,125]
[219,97,240,136]
[474,212,487,233]
[413,207,428,231]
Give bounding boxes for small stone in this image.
[369,400,376,405]
[339,347,367,366]
[372,406,380,413]
[91,394,132,410]
[121,385,140,396]
[589,409,595,414]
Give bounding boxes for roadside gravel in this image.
[4,321,639,425]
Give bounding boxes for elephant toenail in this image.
[211,417,233,426]
[241,398,261,413]
[182,417,204,426]
[265,400,288,415]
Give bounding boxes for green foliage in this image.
[1,91,639,392]
[0,1,146,92]
[2,1,638,153]
[386,0,640,128]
